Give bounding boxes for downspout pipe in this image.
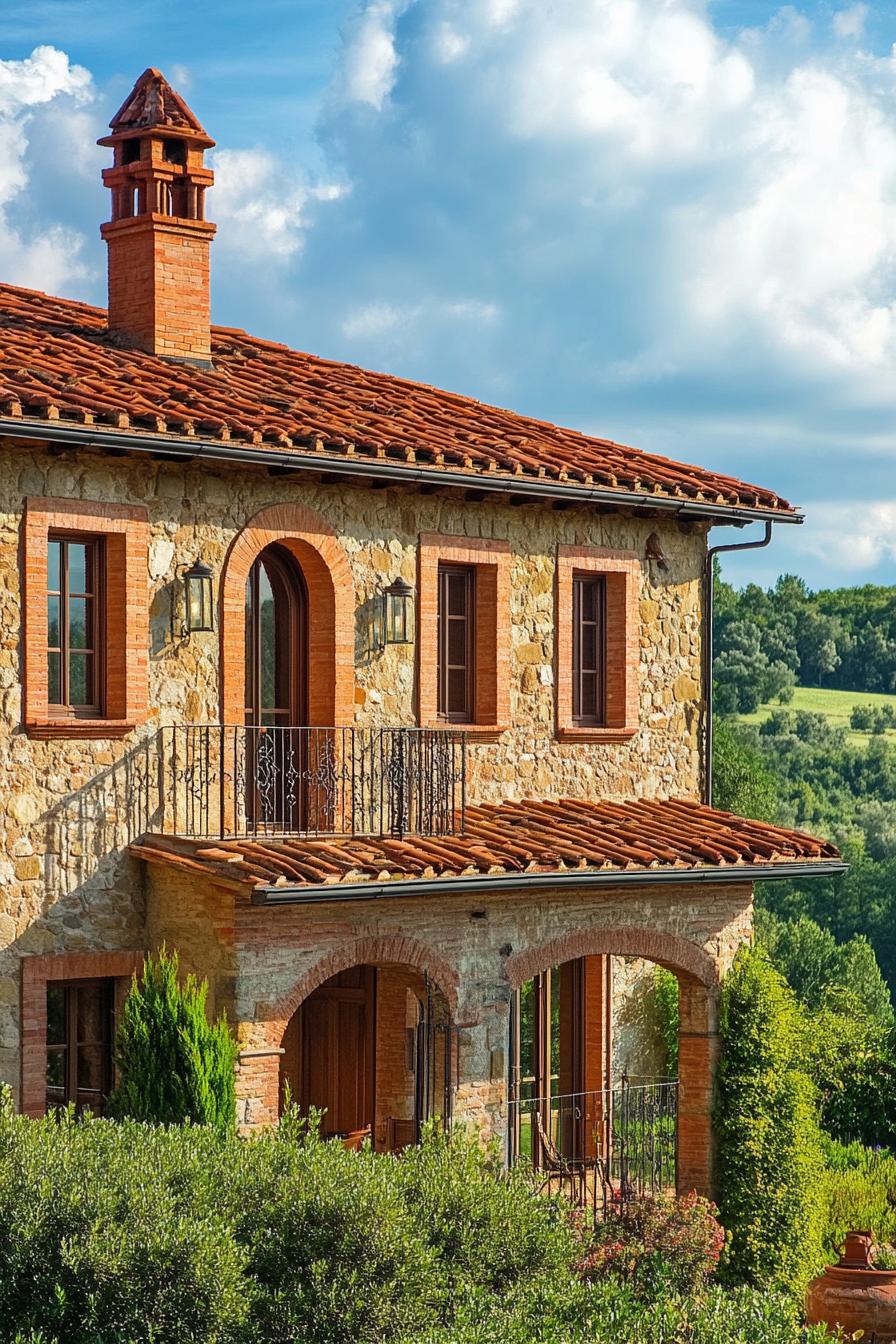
[703,521,774,804]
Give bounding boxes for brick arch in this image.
[505,924,719,990]
[268,935,460,1042]
[220,501,354,725]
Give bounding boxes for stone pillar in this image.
[453,989,508,1146]
[676,972,720,1198]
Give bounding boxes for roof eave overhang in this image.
[251,859,847,906]
[0,417,804,527]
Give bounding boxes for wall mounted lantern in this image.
[381,577,415,647]
[173,558,215,638]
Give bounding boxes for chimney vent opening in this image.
[163,138,187,166]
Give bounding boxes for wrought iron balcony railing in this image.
[155,724,466,840]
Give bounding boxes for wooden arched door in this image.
[244,543,308,830]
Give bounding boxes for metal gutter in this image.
[703,521,775,804]
[252,859,848,906]
[0,416,804,526]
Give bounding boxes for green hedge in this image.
[0,1093,828,1344]
[716,945,825,1295]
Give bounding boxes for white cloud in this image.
[832,5,868,39]
[0,46,92,293]
[431,23,470,64]
[341,296,499,340]
[339,1,408,109]
[802,501,896,571]
[359,0,896,385]
[211,148,345,259]
[342,301,409,338]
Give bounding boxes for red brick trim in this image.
[417,533,510,731]
[505,924,719,989]
[20,949,144,1117]
[555,545,639,742]
[266,934,460,1037]
[22,497,149,736]
[219,503,355,726]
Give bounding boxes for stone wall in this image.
[0,437,707,1103]
[612,956,674,1080]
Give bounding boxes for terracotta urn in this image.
[806,1231,896,1341]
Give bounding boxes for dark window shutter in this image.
[438,564,475,721]
[572,574,606,725]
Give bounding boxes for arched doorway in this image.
[280,963,453,1151]
[510,953,679,1213]
[245,543,307,731]
[244,544,308,831]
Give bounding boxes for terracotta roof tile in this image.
[0,283,795,515]
[130,797,839,893]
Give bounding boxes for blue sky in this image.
[1,1,895,590]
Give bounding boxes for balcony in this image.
[154,724,467,841]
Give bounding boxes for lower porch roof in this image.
[130,797,844,905]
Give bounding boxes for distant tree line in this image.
[714,568,896,711]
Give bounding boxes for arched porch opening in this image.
[278,960,453,1152]
[506,929,719,1204]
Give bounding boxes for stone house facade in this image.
[0,70,842,1198]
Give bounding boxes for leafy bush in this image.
[225,1119,441,1344]
[807,1004,896,1147]
[0,1096,249,1343]
[0,1091,831,1344]
[819,1137,896,1260]
[109,947,237,1133]
[419,1281,831,1343]
[577,1192,724,1300]
[394,1119,574,1293]
[716,945,825,1295]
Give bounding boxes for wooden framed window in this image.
[555,546,639,742]
[572,573,605,726]
[45,978,114,1114]
[437,564,475,721]
[46,534,104,718]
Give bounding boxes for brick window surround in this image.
[219,502,355,727]
[555,545,639,742]
[20,950,144,1117]
[23,497,149,739]
[417,534,510,735]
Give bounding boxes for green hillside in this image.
[739,685,896,746]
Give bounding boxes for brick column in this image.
[676,972,720,1198]
[235,1041,282,1133]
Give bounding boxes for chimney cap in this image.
[97,67,214,149]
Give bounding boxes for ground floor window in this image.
[46,978,114,1114]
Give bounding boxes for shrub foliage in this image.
[108,947,237,1133]
[716,945,825,1294]
[0,1092,828,1344]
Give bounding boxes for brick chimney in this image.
[98,69,216,366]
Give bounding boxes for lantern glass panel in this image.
[384,584,413,645]
[185,569,213,633]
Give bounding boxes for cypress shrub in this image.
[716,944,825,1295]
[108,947,237,1133]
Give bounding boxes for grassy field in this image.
[739,685,896,746]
